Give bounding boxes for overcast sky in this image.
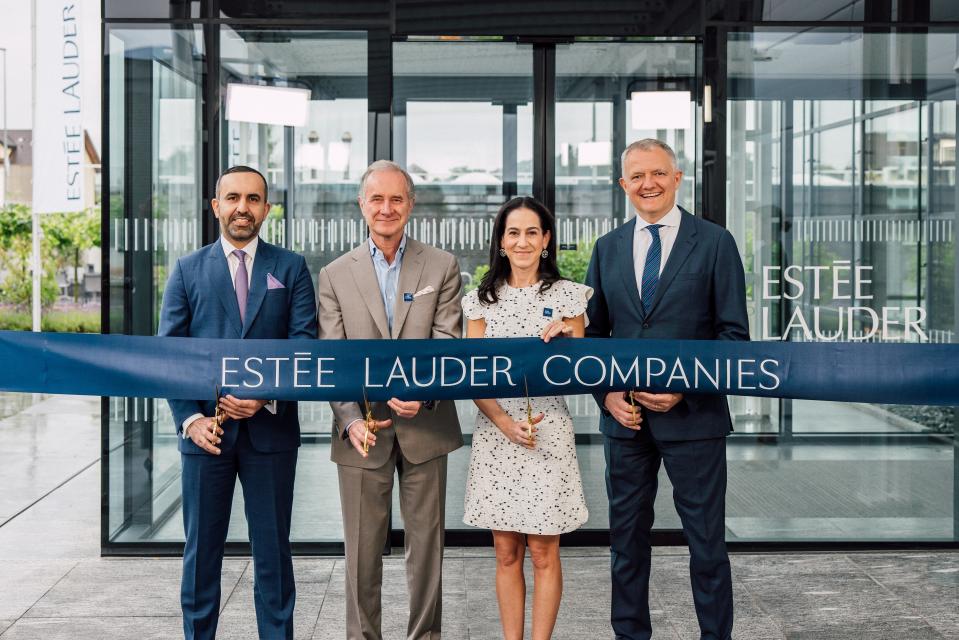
[0,0,101,151]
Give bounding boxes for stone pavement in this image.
[1,543,958,639]
[0,395,957,639]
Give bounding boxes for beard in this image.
[224,213,261,241]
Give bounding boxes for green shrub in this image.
[0,309,100,333]
[557,238,595,284]
[43,310,101,333]
[466,264,489,293]
[0,310,28,330]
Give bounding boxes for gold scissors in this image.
[524,375,534,442]
[214,384,224,429]
[362,385,375,454]
[627,388,638,425]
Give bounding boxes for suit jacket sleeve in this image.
[157,258,204,434]
[584,241,612,413]
[431,253,463,339]
[712,230,750,342]
[318,266,363,438]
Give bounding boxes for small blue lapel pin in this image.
[403,293,414,302]
[543,307,554,317]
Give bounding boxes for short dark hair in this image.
[476,196,563,305]
[215,165,269,201]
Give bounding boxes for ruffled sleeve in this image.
[460,289,487,321]
[558,280,593,324]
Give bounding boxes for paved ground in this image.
[0,394,957,639]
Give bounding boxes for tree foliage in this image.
[0,205,99,308]
[44,211,101,303]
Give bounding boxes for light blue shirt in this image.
[369,234,407,331]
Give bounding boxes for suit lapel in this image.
[207,243,243,337]
[390,239,426,339]
[349,244,391,339]
[241,240,277,337]
[645,208,698,318]
[616,218,646,319]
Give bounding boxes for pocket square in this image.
[413,286,435,298]
[266,273,285,290]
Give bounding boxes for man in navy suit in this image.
[585,139,749,640]
[159,166,318,639]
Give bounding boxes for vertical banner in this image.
[32,0,84,213]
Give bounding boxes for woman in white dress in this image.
[461,196,590,640]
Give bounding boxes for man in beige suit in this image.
[318,160,463,640]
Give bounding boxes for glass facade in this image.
[393,40,534,285]
[106,25,205,545]
[555,41,698,221]
[103,1,959,552]
[725,29,957,540]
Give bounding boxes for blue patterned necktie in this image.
[640,224,663,313]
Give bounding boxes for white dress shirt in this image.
[223,234,257,288]
[632,204,682,299]
[182,235,275,437]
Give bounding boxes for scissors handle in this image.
[362,401,375,454]
[213,385,223,426]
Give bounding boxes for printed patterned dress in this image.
[461,279,590,535]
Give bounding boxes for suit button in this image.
[643,322,650,329]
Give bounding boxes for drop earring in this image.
[541,249,549,258]
[499,248,507,257]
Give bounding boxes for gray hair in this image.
[358,160,416,201]
[620,139,679,176]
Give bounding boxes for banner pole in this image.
[31,0,40,332]
[32,212,41,331]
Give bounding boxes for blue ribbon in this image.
[0,330,956,406]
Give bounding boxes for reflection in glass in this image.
[106,27,369,547]
[216,29,370,543]
[220,29,368,451]
[393,40,534,291]
[709,0,864,21]
[551,40,699,455]
[104,0,203,19]
[555,41,698,226]
[106,26,204,545]
[726,29,956,541]
[391,43,536,533]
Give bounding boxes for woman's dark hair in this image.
[477,196,563,305]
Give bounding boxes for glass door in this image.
[217,27,370,545]
[391,38,535,535]
[553,40,699,532]
[391,38,701,536]
[392,39,535,288]
[725,29,957,541]
[105,25,204,545]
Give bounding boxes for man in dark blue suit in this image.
[585,139,749,640]
[159,166,318,639]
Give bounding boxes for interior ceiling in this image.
[220,32,697,80]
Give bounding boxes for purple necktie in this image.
[233,249,249,323]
